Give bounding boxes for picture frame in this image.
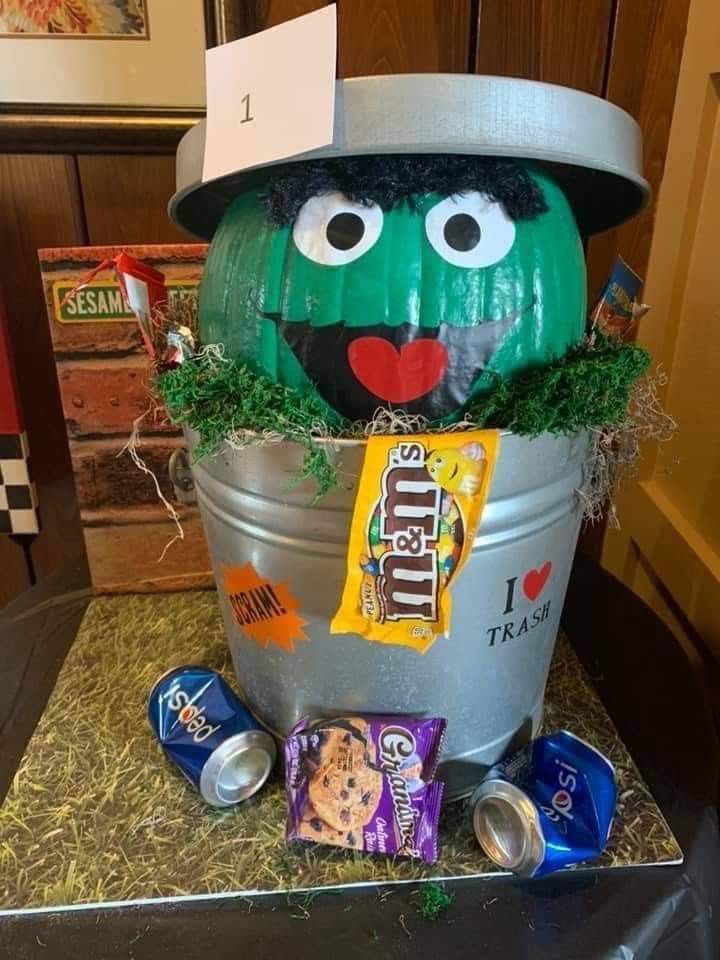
[0,0,223,153]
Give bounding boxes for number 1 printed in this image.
[241,93,254,124]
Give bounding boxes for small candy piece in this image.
[590,256,644,339]
[161,323,197,369]
[285,714,446,863]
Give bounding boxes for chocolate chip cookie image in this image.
[302,718,368,770]
[307,719,383,832]
[297,805,363,851]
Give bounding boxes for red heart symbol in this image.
[522,561,552,602]
[347,337,449,404]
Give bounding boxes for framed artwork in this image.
[0,2,151,37]
[0,0,222,151]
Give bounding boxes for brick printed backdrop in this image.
[39,244,211,593]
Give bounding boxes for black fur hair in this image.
[265,155,547,226]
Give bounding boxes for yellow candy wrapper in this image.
[331,430,500,654]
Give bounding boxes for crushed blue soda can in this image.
[148,666,276,808]
[471,730,616,877]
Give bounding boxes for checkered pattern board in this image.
[0,432,39,535]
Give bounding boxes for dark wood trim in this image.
[0,107,203,155]
[205,0,222,46]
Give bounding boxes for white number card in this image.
[202,6,337,183]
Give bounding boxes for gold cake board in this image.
[0,592,682,914]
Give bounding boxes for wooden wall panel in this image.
[337,0,473,76]
[0,155,85,585]
[475,0,613,95]
[586,0,692,300]
[0,540,31,607]
[262,0,326,22]
[78,156,188,245]
[221,0,327,38]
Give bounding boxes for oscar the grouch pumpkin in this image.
[198,155,587,425]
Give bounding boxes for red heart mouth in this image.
[347,337,449,404]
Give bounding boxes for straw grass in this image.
[0,591,681,911]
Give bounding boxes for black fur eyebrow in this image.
[264,155,548,226]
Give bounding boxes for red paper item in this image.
[60,252,168,358]
[0,297,39,535]
[0,303,22,434]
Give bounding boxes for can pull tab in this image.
[169,448,196,505]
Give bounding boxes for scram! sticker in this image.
[332,430,500,654]
[224,563,308,653]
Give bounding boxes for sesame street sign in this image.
[332,430,500,653]
[52,279,197,323]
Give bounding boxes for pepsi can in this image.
[148,666,276,807]
[471,730,616,877]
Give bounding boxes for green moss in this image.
[415,882,454,921]
[466,333,651,434]
[156,333,650,493]
[158,353,342,499]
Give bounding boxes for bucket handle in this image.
[169,447,196,505]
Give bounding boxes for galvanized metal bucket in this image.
[186,430,587,797]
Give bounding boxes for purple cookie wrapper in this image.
[285,714,446,864]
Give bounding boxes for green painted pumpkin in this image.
[199,158,586,424]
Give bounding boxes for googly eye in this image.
[425,192,516,268]
[292,191,383,266]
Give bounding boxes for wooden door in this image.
[602,0,720,662]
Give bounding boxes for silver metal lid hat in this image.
[169,73,649,240]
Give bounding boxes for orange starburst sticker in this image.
[223,563,309,654]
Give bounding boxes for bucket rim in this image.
[171,75,648,240]
[185,426,588,452]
